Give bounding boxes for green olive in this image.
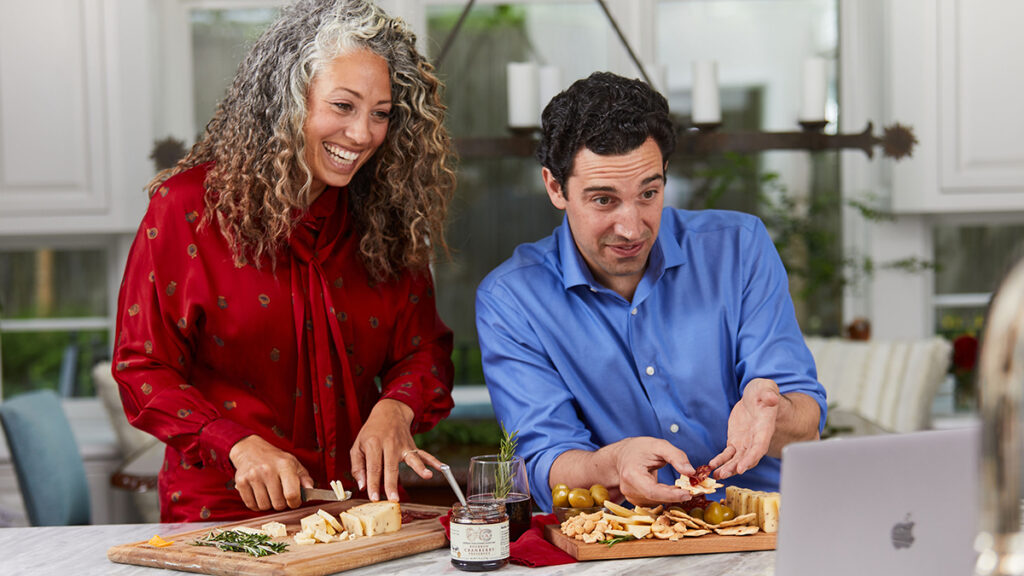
[705,501,725,525]
[689,507,704,520]
[567,487,595,508]
[720,504,736,522]
[589,484,610,507]
[551,486,570,508]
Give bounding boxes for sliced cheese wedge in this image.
[317,509,344,533]
[340,511,364,537]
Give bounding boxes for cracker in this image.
[714,525,760,536]
[718,512,757,528]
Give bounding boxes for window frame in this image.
[0,234,124,399]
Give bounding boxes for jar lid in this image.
[452,501,507,517]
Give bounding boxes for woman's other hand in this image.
[229,435,314,511]
[350,398,444,501]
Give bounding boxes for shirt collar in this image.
[556,208,688,293]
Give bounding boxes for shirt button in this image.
[670,424,679,433]
[590,287,598,293]
[631,308,638,315]
[645,366,655,376]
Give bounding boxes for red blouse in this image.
[112,163,454,522]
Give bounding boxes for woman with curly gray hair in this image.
[112,0,456,522]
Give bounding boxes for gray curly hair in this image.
[149,0,455,279]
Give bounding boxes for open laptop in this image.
[775,426,980,576]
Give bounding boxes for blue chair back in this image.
[0,389,91,525]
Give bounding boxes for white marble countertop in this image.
[0,522,775,575]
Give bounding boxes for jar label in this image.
[450,520,510,562]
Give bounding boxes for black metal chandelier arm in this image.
[594,0,654,87]
[433,0,653,88]
[433,0,477,69]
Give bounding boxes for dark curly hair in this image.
[535,71,675,194]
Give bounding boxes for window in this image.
[933,222,1024,339]
[425,2,622,383]
[655,0,842,334]
[190,7,281,136]
[0,243,114,399]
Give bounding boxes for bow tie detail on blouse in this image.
[288,188,362,479]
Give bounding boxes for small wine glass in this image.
[467,454,532,541]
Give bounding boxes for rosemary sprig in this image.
[598,535,636,547]
[191,529,289,558]
[494,423,519,500]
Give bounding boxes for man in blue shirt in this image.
[476,72,827,512]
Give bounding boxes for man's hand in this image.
[709,378,781,479]
[614,438,696,506]
[552,437,694,507]
[230,434,314,512]
[350,398,444,501]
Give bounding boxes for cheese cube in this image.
[261,521,287,538]
[346,501,402,537]
[300,514,328,535]
[313,528,336,543]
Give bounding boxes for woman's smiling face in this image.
[303,48,391,198]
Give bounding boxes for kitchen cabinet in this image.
[0,0,152,236]
[887,0,1024,213]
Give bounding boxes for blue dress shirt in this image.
[475,208,827,511]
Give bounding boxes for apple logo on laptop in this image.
[891,514,915,549]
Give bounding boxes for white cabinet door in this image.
[0,0,152,236]
[889,0,1024,213]
[0,0,108,216]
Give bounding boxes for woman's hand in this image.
[229,435,314,511]
[350,398,444,501]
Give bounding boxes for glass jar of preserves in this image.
[450,502,509,571]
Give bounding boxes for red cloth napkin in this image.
[440,511,577,567]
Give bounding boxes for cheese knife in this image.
[300,486,352,502]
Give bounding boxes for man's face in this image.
[544,138,666,300]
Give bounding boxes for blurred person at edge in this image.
[112,0,456,522]
[476,72,826,511]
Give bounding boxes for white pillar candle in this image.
[506,62,539,129]
[691,60,721,124]
[537,65,562,123]
[799,57,828,122]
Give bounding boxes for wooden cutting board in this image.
[543,523,776,561]
[107,500,450,576]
